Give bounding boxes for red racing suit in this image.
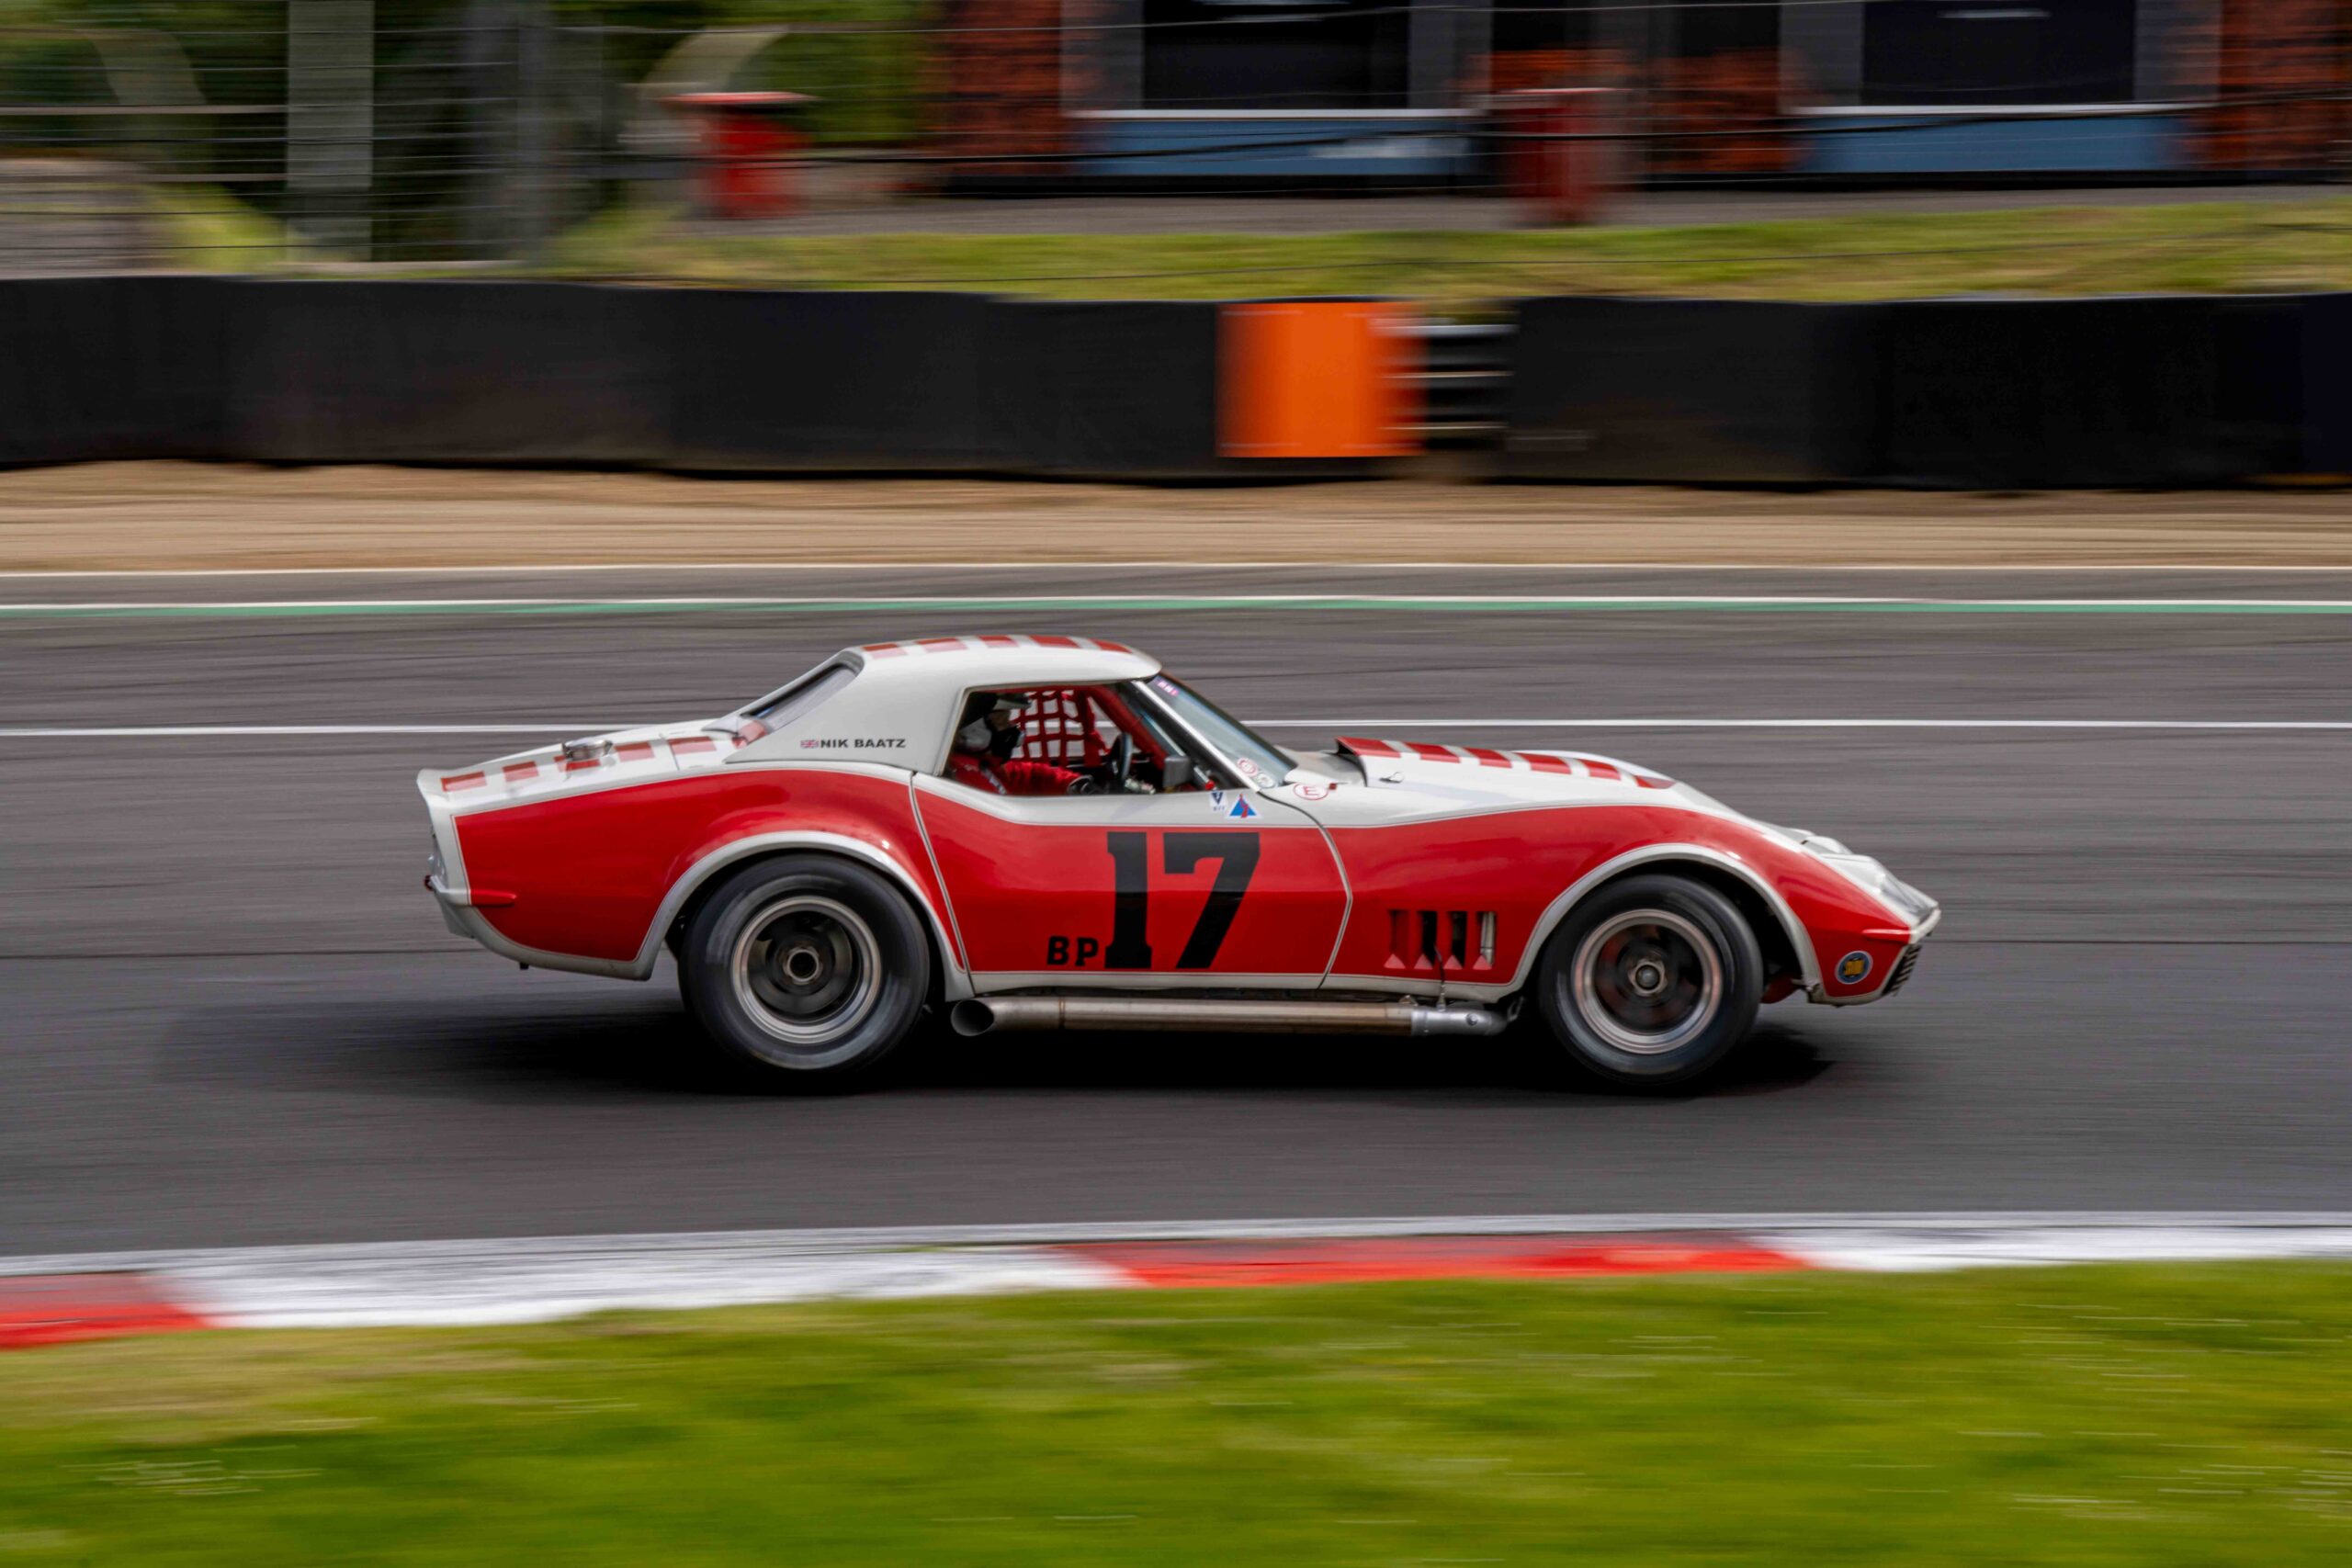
[947,750,1090,796]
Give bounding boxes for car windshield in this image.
[1140,674,1293,787]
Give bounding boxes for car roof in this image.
[848,634,1159,687]
[729,634,1161,769]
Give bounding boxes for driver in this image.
[946,693,1098,796]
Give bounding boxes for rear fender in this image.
[645,830,973,999]
[426,782,969,991]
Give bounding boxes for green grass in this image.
[6,1263,2352,1564]
[538,196,2352,302]
[149,185,309,269]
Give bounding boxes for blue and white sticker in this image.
[1836,951,1872,985]
[1227,796,1258,820]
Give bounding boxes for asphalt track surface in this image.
[7,563,2352,1256]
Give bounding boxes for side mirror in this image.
[1160,756,1197,792]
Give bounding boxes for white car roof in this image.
[850,634,1159,687]
[731,634,1161,770]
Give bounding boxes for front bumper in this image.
[1808,898,1939,1007]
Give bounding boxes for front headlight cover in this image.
[1816,851,1937,926]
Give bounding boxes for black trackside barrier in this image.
[2193,296,2306,481]
[1872,298,2222,488]
[2211,296,2313,481]
[225,281,670,466]
[1498,298,1880,484]
[5,278,2350,486]
[983,299,1227,479]
[2303,294,2352,477]
[665,290,998,471]
[0,275,233,466]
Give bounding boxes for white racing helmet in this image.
[956,692,1031,754]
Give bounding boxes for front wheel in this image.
[677,854,931,1088]
[1532,874,1762,1089]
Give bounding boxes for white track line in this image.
[7,718,2352,739]
[13,561,2352,580]
[1252,718,2352,731]
[16,595,2352,611]
[0,725,639,739]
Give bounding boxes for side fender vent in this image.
[1385,909,1498,975]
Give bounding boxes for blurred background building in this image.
[941,0,2347,185]
[0,1,2344,267]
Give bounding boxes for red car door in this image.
[912,779,1347,987]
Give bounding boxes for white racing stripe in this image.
[7,718,2352,739]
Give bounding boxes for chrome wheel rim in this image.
[1569,909,1723,1055]
[729,895,882,1065]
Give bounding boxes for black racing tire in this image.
[677,853,931,1089]
[1532,873,1762,1089]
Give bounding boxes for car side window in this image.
[939,685,1218,796]
[745,662,856,728]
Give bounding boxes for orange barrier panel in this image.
[1219,301,1419,459]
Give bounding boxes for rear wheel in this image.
[677,854,930,1088]
[1533,874,1761,1089]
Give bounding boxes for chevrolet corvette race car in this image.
[420,636,1938,1089]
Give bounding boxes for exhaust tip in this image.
[948,999,996,1037]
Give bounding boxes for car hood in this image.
[1315,738,1939,941]
[1330,735,1713,808]
[1295,736,1769,833]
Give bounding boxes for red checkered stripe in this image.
[859,633,1135,658]
[1340,736,1675,789]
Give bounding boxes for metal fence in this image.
[0,1,962,273]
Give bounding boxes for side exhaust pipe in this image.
[949,997,1508,1039]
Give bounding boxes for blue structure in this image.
[1795,111,2197,177]
[1003,1,2243,185]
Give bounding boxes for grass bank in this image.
[545,196,2352,302]
[5,1263,2352,1564]
[151,185,302,269]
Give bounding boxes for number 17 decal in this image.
[1103,830,1261,970]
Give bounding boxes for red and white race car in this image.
[420,636,1937,1088]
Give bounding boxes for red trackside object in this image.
[0,1273,211,1349]
[1062,1235,1812,1290]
